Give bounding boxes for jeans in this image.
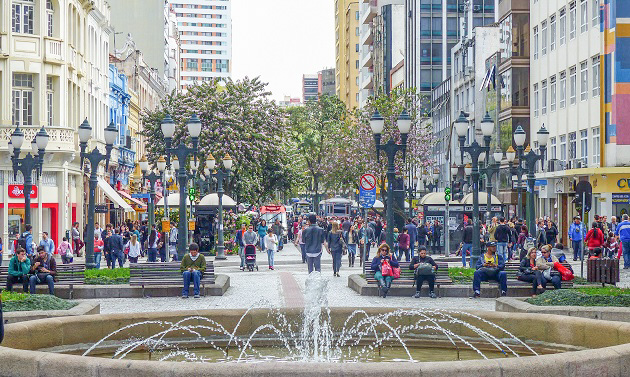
[6,274,29,292]
[398,248,410,262]
[518,271,544,294]
[259,237,265,250]
[462,243,473,267]
[148,248,157,262]
[374,270,393,286]
[239,245,245,268]
[363,243,371,261]
[0,252,3,266]
[300,244,306,263]
[415,274,435,293]
[29,274,54,295]
[307,254,321,273]
[347,244,356,266]
[572,240,583,260]
[430,238,441,254]
[266,249,275,267]
[111,251,124,268]
[94,252,102,269]
[623,241,630,268]
[473,269,508,293]
[409,241,416,260]
[496,242,508,261]
[278,237,283,250]
[128,256,139,263]
[159,248,166,262]
[332,251,342,273]
[182,270,202,296]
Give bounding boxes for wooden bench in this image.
[497,261,574,289]
[0,262,85,299]
[365,261,452,288]
[129,261,215,297]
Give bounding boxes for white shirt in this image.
[264,234,278,251]
[126,241,141,258]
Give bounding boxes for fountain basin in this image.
[1,308,630,376]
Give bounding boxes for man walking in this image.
[39,232,54,256]
[404,219,418,259]
[569,216,585,261]
[616,214,630,269]
[107,229,124,269]
[494,217,511,262]
[302,214,326,273]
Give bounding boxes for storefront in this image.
[589,173,630,219]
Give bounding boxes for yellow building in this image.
[335,0,360,109]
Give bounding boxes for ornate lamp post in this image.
[454,111,493,267]
[78,119,118,269]
[513,124,549,236]
[513,126,528,220]
[206,153,234,260]
[9,126,49,229]
[406,173,418,218]
[160,114,202,260]
[139,156,161,232]
[505,145,522,219]
[481,148,504,224]
[369,108,412,248]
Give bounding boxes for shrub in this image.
[526,288,630,307]
[1,291,77,312]
[85,267,130,285]
[448,267,475,284]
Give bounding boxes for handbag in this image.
[554,262,574,281]
[340,233,348,255]
[392,266,401,279]
[415,262,434,276]
[381,260,393,276]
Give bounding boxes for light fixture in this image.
[493,149,503,163]
[465,164,472,176]
[172,156,180,171]
[161,113,176,139]
[139,155,149,173]
[11,126,24,150]
[206,154,216,170]
[513,125,526,147]
[451,163,458,177]
[454,111,469,138]
[104,120,118,146]
[537,124,550,147]
[506,146,516,162]
[480,111,494,137]
[36,126,49,151]
[397,109,412,135]
[157,156,167,172]
[369,109,385,135]
[187,113,202,138]
[31,138,38,156]
[78,118,92,144]
[223,153,233,170]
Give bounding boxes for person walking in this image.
[569,216,586,261]
[58,237,73,264]
[71,222,83,257]
[147,226,158,263]
[39,232,54,256]
[462,220,473,267]
[93,234,104,268]
[107,229,124,269]
[326,222,344,277]
[404,219,418,259]
[494,217,511,262]
[585,221,605,257]
[430,220,442,254]
[616,214,630,269]
[257,220,268,250]
[397,228,411,262]
[343,223,358,267]
[126,234,141,264]
[295,223,307,263]
[242,225,259,271]
[235,223,246,270]
[263,228,278,270]
[302,214,326,273]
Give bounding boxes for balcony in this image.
[68,46,77,70]
[0,125,76,153]
[360,0,377,26]
[44,37,63,63]
[360,23,373,46]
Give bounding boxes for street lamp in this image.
[477,112,502,223]
[206,153,234,260]
[139,155,161,233]
[10,125,49,231]
[160,114,202,260]
[79,119,117,269]
[514,124,549,236]
[512,125,528,221]
[454,112,492,268]
[370,108,411,248]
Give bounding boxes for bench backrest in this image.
[129,261,215,280]
[0,263,85,285]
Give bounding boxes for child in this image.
[605,232,618,259]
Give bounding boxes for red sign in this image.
[360,174,377,191]
[8,185,38,199]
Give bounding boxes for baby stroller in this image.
[244,244,258,271]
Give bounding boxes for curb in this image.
[496,297,630,322]
[3,302,100,324]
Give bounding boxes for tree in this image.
[141,77,300,205]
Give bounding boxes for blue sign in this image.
[535,179,548,186]
[359,187,376,208]
[131,193,151,199]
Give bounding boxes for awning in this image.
[118,190,148,210]
[97,177,134,212]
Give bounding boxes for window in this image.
[542,80,548,115]
[12,73,34,126]
[580,130,588,162]
[560,135,567,161]
[570,66,577,104]
[355,10,359,20]
[560,71,567,108]
[46,77,53,126]
[355,27,359,36]
[534,83,539,117]
[355,43,359,52]
[355,60,359,69]
[559,9,567,45]
[12,0,34,34]
[592,127,600,165]
[569,132,577,161]
[46,0,53,37]
[592,56,600,96]
[541,21,547,56]
[570,2,577,40]
[550,76,557,112]
[580,60,588,101]
[592,0,600,27]
[580,0,588,33]
[533,26,539,60]
[550,16,556,51]
[186,59,198,70]
[201,59,212,71]
[550,137,557,160]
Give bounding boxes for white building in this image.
[166,7,181,93]
[171,0,232,91]
[0,0,113,249]
[531,0,602,218]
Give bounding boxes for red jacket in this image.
[585,228,605,249]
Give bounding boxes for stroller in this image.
[244,244,258,271]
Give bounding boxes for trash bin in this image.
[587,258,620,286]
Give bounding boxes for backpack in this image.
[520,237,536,260]
[17,233,27,250]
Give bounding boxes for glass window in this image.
[580,0,588,33]
[580,130,588,162]
[570,66,577,105]
[533,83,539,117]
[420,17,431,36]
[47,77,53,127]
[432,17,442,36]
[560,71,567,108]
[46,0,54,37]
[559,9,566,45]
[447,17,458,37]
[542,80,548,115]
[580,61,588,101]
[541,21,547,56]
[560,135,567,161]
[549,16,556,52]
[432,42,442,64]
[12,0,34,34]
[432,69,442,87]
[550,76,557,112]
[420,0,431,11]
[550,137,557,159]
[355,10,359,20]
[592,127,600,165]
[569,132,577,161]
[533,26,539,60]
[420,43,431,65]
[570,2,577,40]
[592,56,600,96]
[12,73,34,126]
[592,0,600,27]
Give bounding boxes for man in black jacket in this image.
[409,246,438,298]
[107,229,125,269]
[462,220,473,267]
[494,217,511,262]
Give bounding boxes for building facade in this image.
[373,2,405,95]
[302,74,319,102]
[319,68,336,97]
[171,0,232,91]
[335,0,360,109]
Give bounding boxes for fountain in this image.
[2,272,630,376]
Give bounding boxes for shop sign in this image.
[612,193,630,204]
[94,204,109,213]
[8,185,37,198]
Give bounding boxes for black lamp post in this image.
[160,114,202,260]
[206,153,234,260]
[406,172,418,218]
[453,111,493,267]
[139,155,161,232]
[505,145,521,220]
[513,124,549,236]
[481,149,504,223]
[78,119,118,269]
[369,109,412,248]
[9,126,49,229]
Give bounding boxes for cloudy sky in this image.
[231,0,336,102]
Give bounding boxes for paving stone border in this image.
[3,302,100,324]
[496,297,630,322]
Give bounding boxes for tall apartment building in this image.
[303,74,319,102]
[405,0,497,108]
[319,68,336,97]
[335,0,360,109]
[171,0,232,91]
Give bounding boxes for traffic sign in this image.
[359,187,376,208]
[360,174,377,191]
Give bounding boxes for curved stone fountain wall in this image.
[1,308,630,377]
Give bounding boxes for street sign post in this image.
[359,173,377,208]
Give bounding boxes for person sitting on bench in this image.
[409,246,438,299]
[180,243,206,299]
[472,242,507,298]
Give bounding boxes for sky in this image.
[231,0,336,102]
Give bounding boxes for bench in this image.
[500,261,574,289]
[129,261,215,297]
[0,262,85,299]
[365,261,452,288]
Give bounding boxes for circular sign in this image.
[360,174,377,191]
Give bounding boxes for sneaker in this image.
[413,292,421,298]
[182,295,189,299]
[429,292,437,299]
[270,266,274,270]
[194,294,200,299]
[501,291,507,297]
[471,291,481,299]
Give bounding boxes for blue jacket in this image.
[616,221,630,242]
[568,223,586,241]
[404,223,418,242]
[370,254,400,273]
[475,253,505,271]
[22,232,33,255]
